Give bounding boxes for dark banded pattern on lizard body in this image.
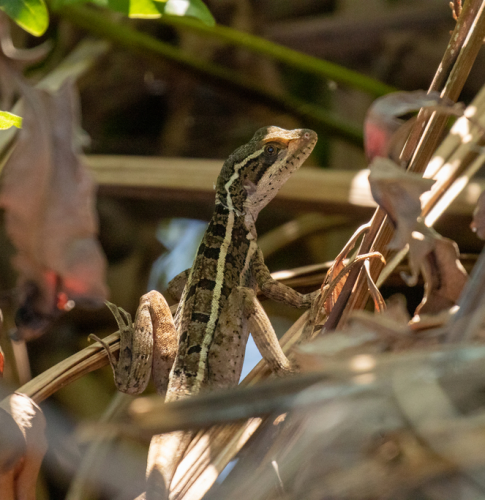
[167,126,318,401]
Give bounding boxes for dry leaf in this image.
[0,393,47,500]
[0,80,108,339]
[364,90,443,162]
[368,158,435,250]
[364,90,455,162]
[395,220,468,316]
[415,231,468,316]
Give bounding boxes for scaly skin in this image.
[104,126,318,499]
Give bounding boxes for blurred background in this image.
[1,0,484,498]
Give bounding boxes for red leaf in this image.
[0,81,108,339]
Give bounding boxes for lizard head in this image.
[216,126,317,222]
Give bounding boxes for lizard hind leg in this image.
[100,292,178,396]
[143,290,178,396]
[103,299,154,395]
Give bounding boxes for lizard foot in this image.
[89,301,135,374]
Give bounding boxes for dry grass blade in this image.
[423,87,485,225]
[322,252,384,314]
[17,333,119,404]
[446,246,485,343]
[126,372,344,435]
[364,260,386,312]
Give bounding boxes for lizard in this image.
[96,126,318,499]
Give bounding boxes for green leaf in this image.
[0,0,49,36]
[0,111,22,130]
[54,0,213,24]
[55,0,161,18]
[158,0,214,26]
[106,0,161,18]
[128,0,161,17]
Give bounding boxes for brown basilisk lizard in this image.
[97,126,318,499]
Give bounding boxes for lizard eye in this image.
[264,144,278,156]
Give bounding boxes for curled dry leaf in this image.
[0,81,108,340]
[322,223,370,314]
[364,259,386,313]
[368,158,468,316]
[409,225,468,314]
[364,90,452,162]
[0,393,47,500]
[368,157,435,250]
[404,226,467,318]
[470,189,485,239]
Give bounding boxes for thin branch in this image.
[58,5,363,145]
[158,15,395,97]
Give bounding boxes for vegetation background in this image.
[1,0,484,498]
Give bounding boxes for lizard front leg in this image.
[252,248,319,308]
[97,290,178,396]
[240,287,294,375]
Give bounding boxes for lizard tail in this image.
[145,430,193,500]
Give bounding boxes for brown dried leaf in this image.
[397,221,468,316]
[415,232,468,316]
[470,189,485,239]
[0,81,108,339]
[364,90,447,162]
[0,393,47,500]
[368,158,435,249]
